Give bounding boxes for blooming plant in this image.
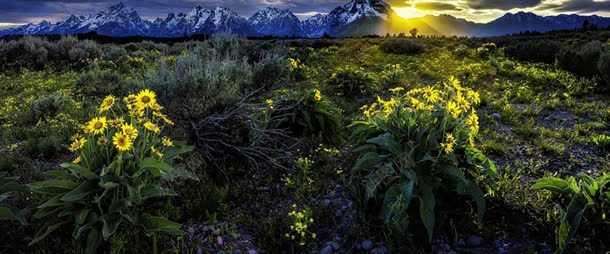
[351,77,496,241]
[284,204,316,247]
[27,89,196,253]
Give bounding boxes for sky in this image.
[1,0,610,28]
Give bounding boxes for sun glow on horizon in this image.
[392,6,428,20]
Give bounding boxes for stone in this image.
[492,113,501,120]
[320,245,333,254]
[323,199,331,207]
[213,228,222,235]
[466,235,483,247]
[216,236,224,246]
[329,241,340,250]
[361,239,374,250]
[247,250,258,254]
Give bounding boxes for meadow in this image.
[0,33,609,253]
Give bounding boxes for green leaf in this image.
[558,194,589,253]
[85,229,101,254]
[141,185,177,200]
[30,221,68,246]
[60,181,97,202]
[76,209,90,225]
[418,184,436,242]
[135,157,171,178]
[367,133,401,155]
[28,180,78,194]
[60,163,97,180]
[532,177,575,195]
[101,213,122,240]
[457,180,486,223]
[0,205,27,225]
[139,214,185,236]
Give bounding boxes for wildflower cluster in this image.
[29,89,194,252]
[351,77,495,241]
[289,58,301,71]
[285,204,316,246]
[359,77,482,153]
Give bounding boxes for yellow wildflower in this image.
[466,111,479,134]
[265,99,274,109]
[144,122,160,133]
[112,133,132,152]
[389,87,405,93]
[69,137,86,152]
[466,90,481,105]
[73,156,81,164]
[108,118,125,127]
[99,95,116,113]
[136,89,157,109]
[97,136,107,145]
[162,137,174,147]
[121,124,138,140]
[441,133,457,154]
[446,101,462,119]
[422,86,442,104]
[313,89,322,102]
[151,146,163,158]
[85,117,107,135]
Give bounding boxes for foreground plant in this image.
[0,172,27,225]
[28,89,196,253]
[351,78,496,241]
[532,173,610,253]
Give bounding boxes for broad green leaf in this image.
[418,184,436,242]
[101,213,122,240]
[29,221,68,245]
[558,194,589,253]
[76,209,90,225]
[0,205,28,225]
[532,177,574,195]
[139,214,185,236]
[61,181,97,202]
[141,185,177,200]
[28,180,78,194]
[86,229,101,254]
[367,133,401,155]
[457,180,486,223]
[60,163,97,180]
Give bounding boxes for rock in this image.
[216,236,224,246]
[466,235,483,247]
[323,199,331,207]
[361,239,374,250]
[242,234,253,241]
[320,245,333,254]
[196,248,203,254]
[216,251,225,254]
[233,250,242,254]
[335,209,343,217]
[213,228,222,235]
[370,246,388,254]
[247,250,257,254]
[492,113,501,120]
[329,241,340,250]
[187,227,196,234]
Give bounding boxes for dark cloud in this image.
[538,0,610,12]
[414,2,459,11]
[466,0,543,10]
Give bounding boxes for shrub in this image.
[28,90,197,253]
[476,43,498,58]
[0,172,27,225]
[252,54,291,88]
[532,173,610,253]
[0,37,50,70]
[556,40,603,77]
[268,89,342,141]
[380,64,406,87]
[326,67,379,97]
[504,40,561,63]
[74,67,126,97]
[351,78,496,241]
[598,49,610,90]
[379,38,425,55]
[147,47,252,118]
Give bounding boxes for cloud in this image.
[414,2,460,11]
[538,0,610,12]
[466,0,543,10]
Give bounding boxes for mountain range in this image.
[2,0,610,38]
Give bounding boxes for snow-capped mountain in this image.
[149,6,254,37]
[248,7,306,37]
[3,1,610,38]
[304,0,393,37]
